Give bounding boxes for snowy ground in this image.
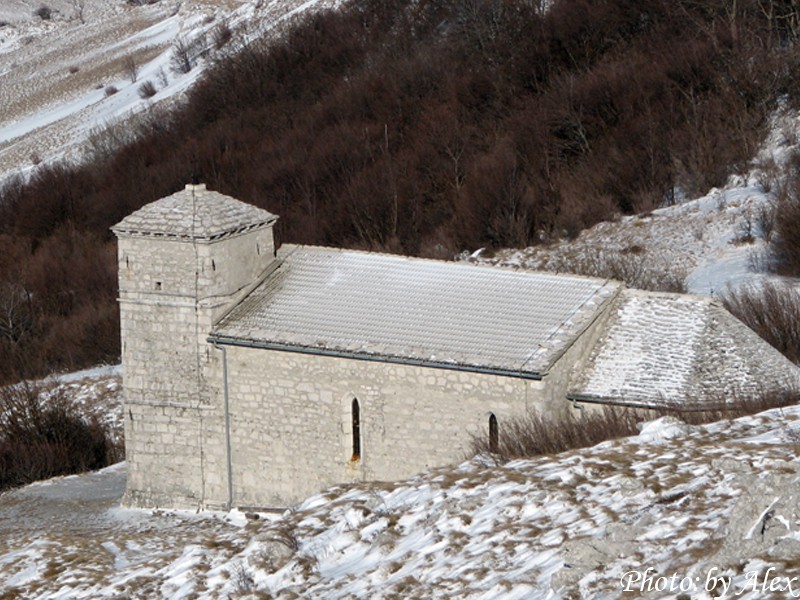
[0,0,338,181]
[2,404,800,598]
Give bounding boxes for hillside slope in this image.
[0,0,336,180]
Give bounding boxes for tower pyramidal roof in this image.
[112,183,278,241]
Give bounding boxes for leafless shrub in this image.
[681,388,800,423]
[170,35,208,74]
[212,21,233,50]
[104,85,118,97]
[84,121,137,163]
[756,156,781,193]
[546,250,687,293]
[124,56,139,83]
[170,37,193,74]
[34,5,52,20]
[769,150,800,274]
[471,389,800,462]
[470,407,642,461]
[0,382,122,491]
[721,282,800,364]
[156,67,169,88]
[138,80,157,99]
[734,212,755,244]
[267,524,301,552]
[748,247,771,273]
[756,201,777,242]
[230,563,255,593]
[0,282,33,346]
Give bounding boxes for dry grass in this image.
[545,250,687,292]
[471,406,642,461]
[472,389,800,462]
[721,281,800,365]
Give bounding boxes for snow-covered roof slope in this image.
[570,289,800,407]
[211,246,621,376]
[112,183,277,240]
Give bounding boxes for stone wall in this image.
[216,340,594,508]
[116,225,276,509]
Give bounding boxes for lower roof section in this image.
[569,289,800,408]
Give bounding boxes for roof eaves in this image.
[566,392,723,412]
[111,216,278,241]
[207,335,545,380]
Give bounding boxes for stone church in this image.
[113,184,800,510]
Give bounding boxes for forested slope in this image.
[2,0,799,383]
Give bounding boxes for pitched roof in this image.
[569,290,800,407]
[111,184,277,241]
[211,246,620,377]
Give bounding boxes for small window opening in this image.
[351,398,361,461]
[211,259,216,271]
[256,243,261,255]
[489,413,499,453]
[155,281,162,290]
[125,256,130,269]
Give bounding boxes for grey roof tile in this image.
[112,184,277,240]
[212,246,620,376]
[570,290,800,407]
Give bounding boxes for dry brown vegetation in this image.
[0,383,122,491]
[721,281,800,364]
[2,0,800,383]
[771,151,800,274]
[472,389,800,461]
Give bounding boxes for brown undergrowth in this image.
[471,389,800,462]
[0,382,122,492]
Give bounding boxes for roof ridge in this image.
[279,244,615,284]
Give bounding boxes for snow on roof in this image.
[111,184,277,241]
[211,246,621,376]
[569,290,800,407]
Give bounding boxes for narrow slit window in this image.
[489,413,498,453]
[351,398,361,460]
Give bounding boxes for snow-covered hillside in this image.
[2,403,800,599]
[0,0,336,181]
[476,110,800,297]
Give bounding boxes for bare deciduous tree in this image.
[124,56,139,83]
[0,282,33,345]
[170,37,195,74]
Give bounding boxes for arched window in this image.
[351,398,361,460]
[489,413,499,453]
